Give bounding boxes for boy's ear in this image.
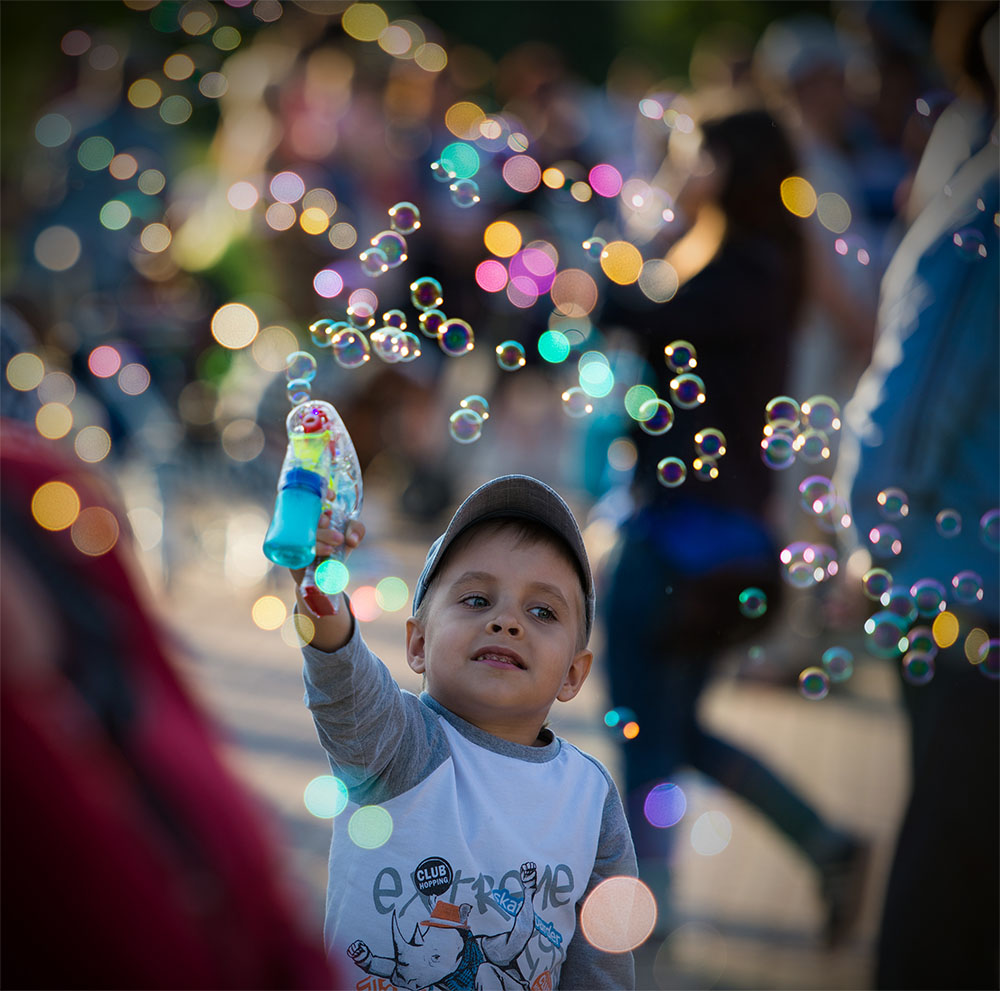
[556,647,592,703]
[405,616,427,675]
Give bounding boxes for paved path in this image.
[153,488,908,991]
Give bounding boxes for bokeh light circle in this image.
[580,876,657,952]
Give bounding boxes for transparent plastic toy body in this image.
[262,400,362,615]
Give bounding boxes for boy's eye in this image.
[529,605,557,621]
[461,593,489,608]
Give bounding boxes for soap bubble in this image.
[664,340,697,373]
[370,230,407,267]
[794,428,830,463]
[862,567,893,600]
[430,160,456,183]
[935,508,962,537]
[975,639,999,680]
[765,395,800,429]
[656,457,686,487]
[411,276,444,310]
[347,300,376,330]
[952,227,987,260]
[382,309,407,330]
[438,318,474,356]
[285,350,317,383]
[399,332,422,361]
[951,570,984,604]
[877,487,910,520]
[694,428,726,457]
[582,236,606,260]
[561,386,593,418]
[418,309,446,339]
[459,394,489,420]
[907,626,937,658]
[637,398,674,435]
[388,200,421,234]
[780,541,825,588]
[798,667,830,700]
[909,578,947,618]
[359,246,389,278]
[799,475,835,515]
[669,373,706,409]
[821,646,853,683]
[760,430,796,470]
[738,587,767,619]
[868,523,903,558]
[309,318,336,348]
[370,327,407,363]
[286,378,311,404]
[448,408,483,444]
[644,782,687,828]
[901,651,935,686]
[331,327,371,368]
[801,395,841,431]
[692,456,719,481]
[495,340,526,371]
[881,585,918,625]
[980,508,999,550]
[449,178,481,208]
[864,611,910,658]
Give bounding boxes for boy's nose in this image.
[487,616,522,637]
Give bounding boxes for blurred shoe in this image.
[819,838,871,949]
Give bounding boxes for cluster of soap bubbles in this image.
[357,200,418,278]
[760,394,841,471]
[448,394,489,445]
[779,540,839,588]
[284,349,318,404]
[429,151,481,209]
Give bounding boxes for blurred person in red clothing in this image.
[1,418,342,991]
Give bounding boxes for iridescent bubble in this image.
[418,308,446,339]
[382,309,407,330]
[976,639,999,680]
[801,395,841,431]
[561,386,594,418]
[495,340,526,371]
[359,246,389,278]
[656,457,686,487]
[429,159,456,183]
[798,666,830,701]
[738,587,767,619]
[799,475,834,515]
[909,578,947,618]
[438,318,474,356]
[907,626,937,658]
[285,350,317,382]
[643,782,687,829]
[459,394,489,420]
[309,318,336,348]
[877,487,910,520]
[881,585,918,625]
[794,428,830,463]
[448,408,483,444]
[765,395,800,428]
[669,373,706,409]
[347,300,376,330]
[694,428,726,457]
[582,236,606,261]
[864,611,910,658]
[760,430,796,470]
[935,508,962,538]
[821,646,853,683]
[371,327,407,363]
[862,567,893,601]
[387,200,421,234]
[780,541,823,588]
[637,398,674,435]
[370,230,407,268]
[692,456,719,481]
[952,227,987,260]
[951,570,984,604]
[868,523,903,558]
[410,276,444,310]
[901,651,935,686]
[286,378,311,404]
[980,508,999,551]
[449,178,481,208]
[331,327,371,368]
[664,340,697,373]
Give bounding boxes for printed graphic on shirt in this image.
[346,860,564,991]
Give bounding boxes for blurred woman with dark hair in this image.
[601,106,866,947]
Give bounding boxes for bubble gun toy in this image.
[262,400,363,616]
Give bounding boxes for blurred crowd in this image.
[2,0,998,988]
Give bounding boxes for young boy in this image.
[294,474,638,990]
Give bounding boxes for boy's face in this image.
[405,527,593,745]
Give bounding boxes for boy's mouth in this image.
[472,646,525,669]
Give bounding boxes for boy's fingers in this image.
[344,520,365,548]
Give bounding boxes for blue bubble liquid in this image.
[263,485,323,569]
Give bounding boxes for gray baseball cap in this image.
[411,474,595,639]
